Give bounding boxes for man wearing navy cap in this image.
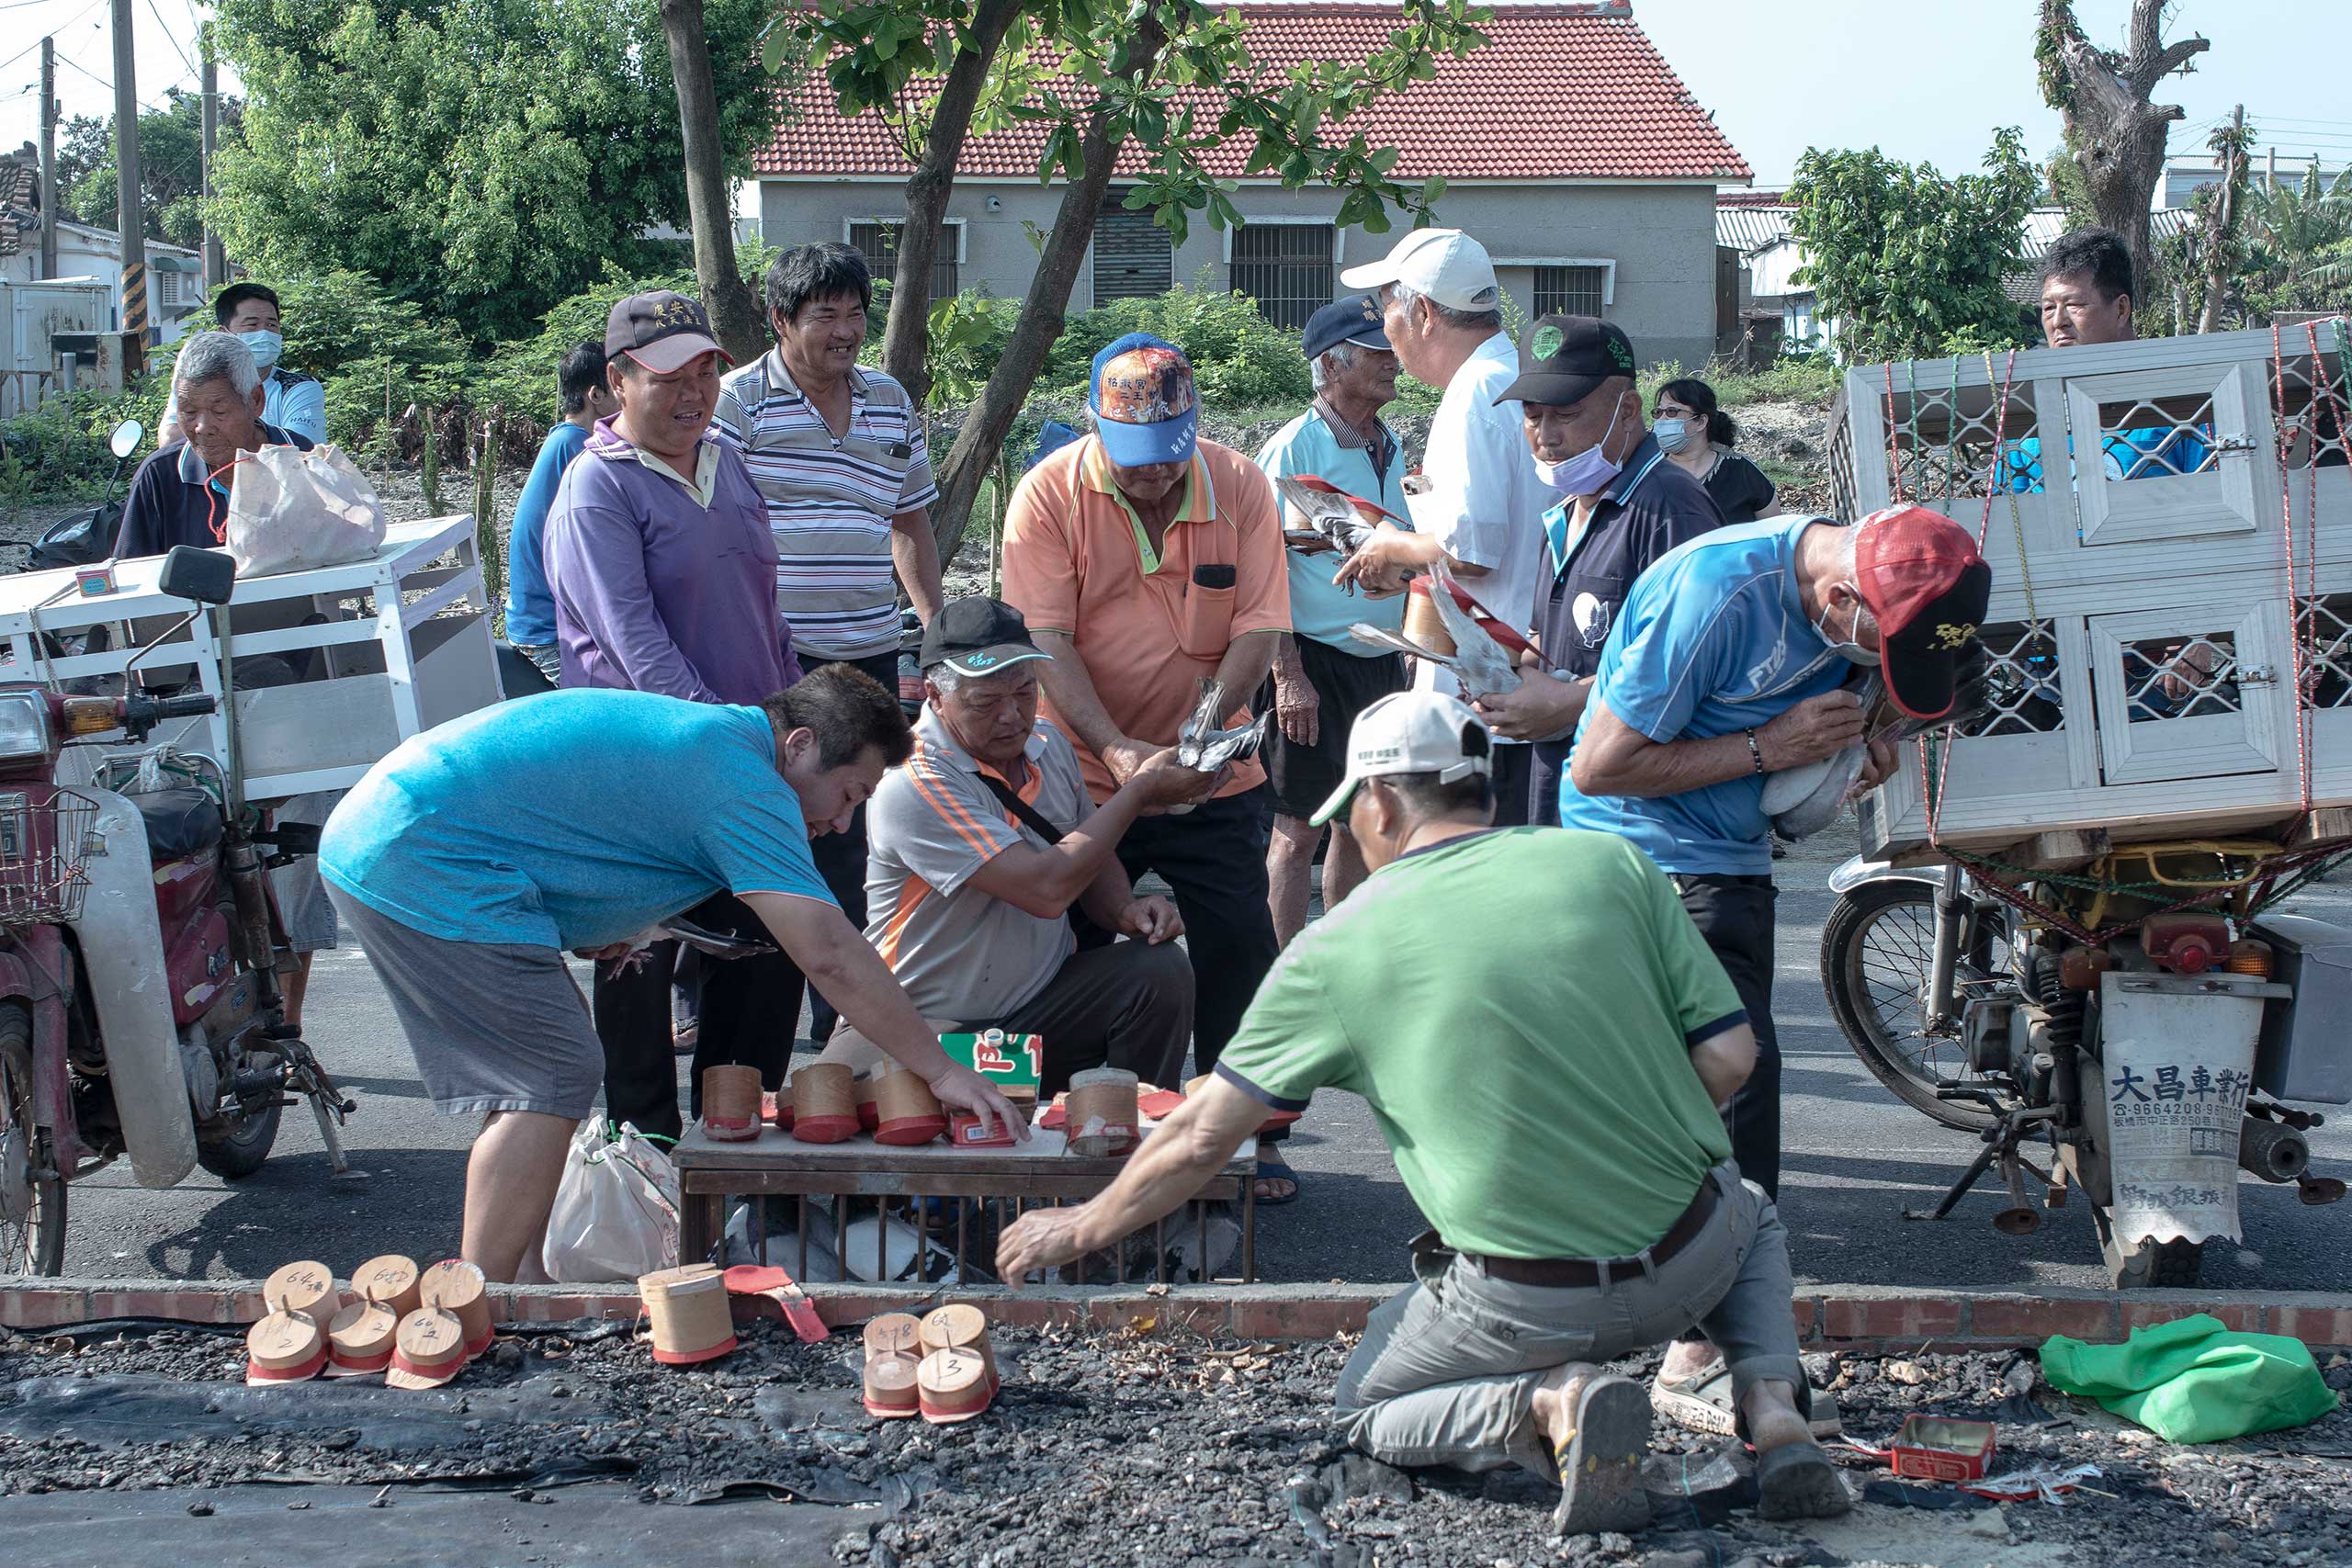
[1254,295,1413,952]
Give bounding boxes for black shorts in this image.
[1258,637,1409,821]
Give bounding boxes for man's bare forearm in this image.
[1062,1084,1268,1252]
[1213,630,1280,712]
[1032,631,1132,757]
[891,509,945,625]
[1077,859,1136,929]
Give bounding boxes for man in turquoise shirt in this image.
[1255,296,1413,952]
[320,669,1025,1281]
[504,342,616,681]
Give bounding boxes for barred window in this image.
[1094,198,1174,305]
[847,221,959,299]
[1532,265,1607,318]
[1230,224,1334,331]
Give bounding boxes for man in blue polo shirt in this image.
[1560,502,1989,1433]
[118,332,316,559]
[1255,294,1412,950]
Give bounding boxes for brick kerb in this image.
[4,1280,2348,1351]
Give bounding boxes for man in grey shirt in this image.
[861,597,1209,1092]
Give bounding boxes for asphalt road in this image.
[48,827,2352,1292]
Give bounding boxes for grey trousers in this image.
[1332,1165,1807,1474]
[988,938,1194,1097]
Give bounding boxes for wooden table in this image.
[672,1122,1260,1284]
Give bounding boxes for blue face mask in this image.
[238,329,283,372]
[1652,416,1694,455]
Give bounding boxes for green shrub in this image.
[0,382,171,508]
[471,263,702,431]
[1040,274,1312,409]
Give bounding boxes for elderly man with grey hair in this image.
[117,329,318,559]
[115,328,339,1032]
[1334,229,1551,828]
[1253,296,1411,952]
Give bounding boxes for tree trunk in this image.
[880,0,1027,406]
[929,17,1167,560]
[2197,106,2246,334]
[660,0,766,364]
[2038,0,2209,307]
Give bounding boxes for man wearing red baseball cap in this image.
[1557,502,1988,1437]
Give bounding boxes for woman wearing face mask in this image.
[158,283,328,449]
[1654,378,1780,525]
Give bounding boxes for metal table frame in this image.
[672,1124,1259,1285]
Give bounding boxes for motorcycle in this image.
[1822,844,2347,1289]
[26,420,144,572]
[0,547,355,1277]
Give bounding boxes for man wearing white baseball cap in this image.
[1329,230,1552,826]
[1000,692,1848,1534]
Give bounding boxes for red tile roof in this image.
[756,2,1750,184]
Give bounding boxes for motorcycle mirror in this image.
[156,546,235,606]
[108,420,144,460]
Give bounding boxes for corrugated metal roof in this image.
[1715,205,1792,255]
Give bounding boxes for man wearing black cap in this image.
[1472,316,1729,824]
[857,597,1214,1091]
[1254,294,1413,951]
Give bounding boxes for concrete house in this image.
[1718,197,2196,353]
[745,0,1750,369]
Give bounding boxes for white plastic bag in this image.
[539,1120,681,1282]
[224,442,388,578]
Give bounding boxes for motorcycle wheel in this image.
[2094,1204,2206,1289]
[0,1002,68,1277]
[1819,880,2003,1134]
[196,1043,284,1179]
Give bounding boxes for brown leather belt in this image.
[1462,1175,1721,1289]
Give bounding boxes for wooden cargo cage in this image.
[1829,320,2352,866]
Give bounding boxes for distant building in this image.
[0,144,208,345]
[1717,201,2197,352]
[746,0,1752,370]
[2164,152,2344,209]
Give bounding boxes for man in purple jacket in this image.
[543,290,811,1139]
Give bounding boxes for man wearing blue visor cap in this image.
[1001,332,1301,1202]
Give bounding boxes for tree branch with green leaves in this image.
[782,0,1491,558]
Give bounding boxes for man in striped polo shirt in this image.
[718,242,948,1039]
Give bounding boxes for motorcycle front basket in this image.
[0,787,100,926]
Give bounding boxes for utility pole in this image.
[38,38,58,279]
[200,27,222,288]
[110,0,148,372]
[2266,146,2277,194]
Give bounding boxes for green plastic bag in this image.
[2040,1313,2339,1444]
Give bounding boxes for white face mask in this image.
[1533,397,1625,496]
[1653,415,1694,455]
[1813,586,1882,666]
[238,329,284,372]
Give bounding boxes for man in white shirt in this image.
[1333,230,1551,824]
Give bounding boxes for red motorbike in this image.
[0,547,353,1276]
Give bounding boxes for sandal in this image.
[1551,1371,1654,1536]
[1252,1156,1303,1205]
[1755,1441,1853,1521]
[1652,1362,1842,1439]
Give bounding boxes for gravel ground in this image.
[3,1317,2346,1566]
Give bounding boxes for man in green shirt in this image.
[999,694,1849,1534]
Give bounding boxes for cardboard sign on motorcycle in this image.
[222,443,388,579]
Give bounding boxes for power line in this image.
[146,0,197,81]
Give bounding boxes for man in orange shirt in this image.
[1001,334,1295,1196]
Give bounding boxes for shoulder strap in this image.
[976,772,1065,845]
